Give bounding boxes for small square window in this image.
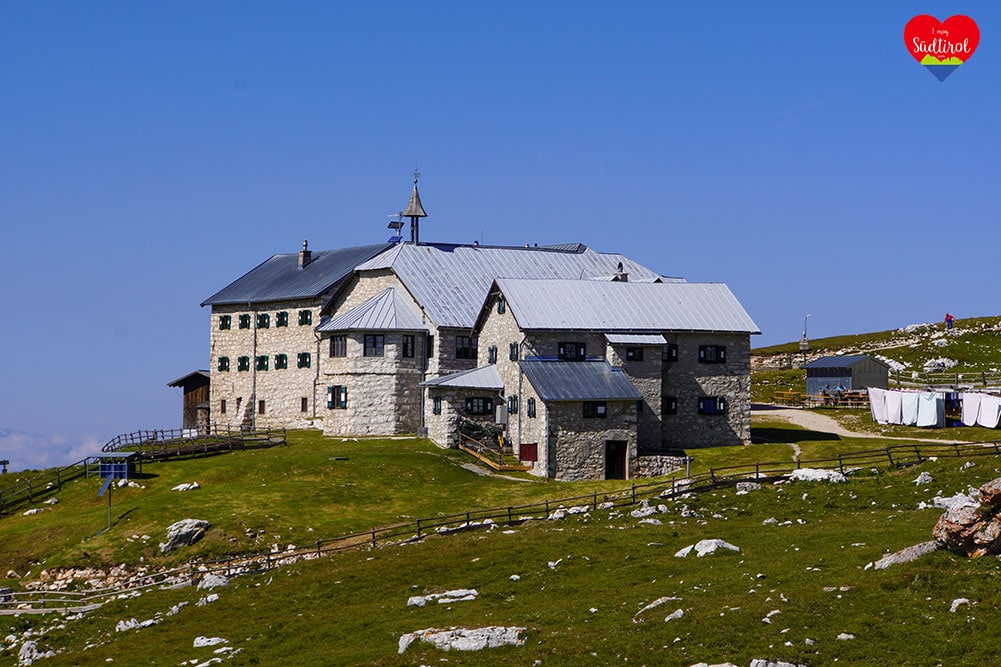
[276,311,289,327]
[218,315,231,330]
[327,385,347,409]
[663,343,678,362]
[698,345,726,364]
[256,313,270,329]
[298,309,312,326]
[217,356,230,372]
[583,401,607,418]
[559,342,586,361]
[364,334,385,357]
[297,352,311,369]
[402,334,415,359]
[455,335,477,359]
[330,335,347,358]
[626,347,643,362]
[238,314,251,329]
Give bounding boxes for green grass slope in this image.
[4,449,1001,665]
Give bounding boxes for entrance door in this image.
[605,440,627,480]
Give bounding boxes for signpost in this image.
[98,476,113,533]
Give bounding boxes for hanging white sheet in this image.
[901,392,920,426]
[868,387,888,424]
[917,392,944,428]
[884,390,903,425]
[962,392,983,427]
[978,395,1001,429]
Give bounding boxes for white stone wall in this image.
[208,298,325,430]
[606,342,663,449]
[547,402,637,481]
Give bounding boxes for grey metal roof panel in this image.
[604,333,668,345]
[804,355,881,370]
[420,365,504,390]
[356,243,663,329]
[317,287,429,332]
[201,244,391,306]
[521,360,642,401]
[497,279,760,334]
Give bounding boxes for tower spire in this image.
[403,169,427,243]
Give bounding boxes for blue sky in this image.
[2,2,997,470]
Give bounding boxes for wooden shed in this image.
[804,355,889,395]
[167,370,210,431]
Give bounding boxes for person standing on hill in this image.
[945,313,954,330]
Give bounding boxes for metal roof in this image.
[420,365,504,390]
[201,243,391,307]
[604,333,667,345]
[166,370,210,387]
[804,355,885,370]
[521,360,642,401]
[496,279,760,334]
[317,287,429,333]
[354,243,664,329]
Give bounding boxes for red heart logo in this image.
[904,15,979,80]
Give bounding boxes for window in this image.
[526,397,537,418]
[301,397,309,413]
[698,345,727,364]
[508,395,518,414]
[237,356,250,372]
[583,401,607,418]
[559,342,586,361]
[520,442,538,462]
[509,342,519,361]
[298,309,312,326]
[220,399,227,414]
[274,354,288,370]
[256,313,270,329]
[276,311,289,327]
[402,334,415,359]
[488,346,497,364]
[464,397,494,415]
[636,400,644,413]
[218,315,231,330]
[663,396,678,415]
[432,396,442,415]
[663,343,679,362]
[327,385,347,409]
[329,335,347,358]
[217,356,230,372]
[238,314,251,329]
[297,352,311,369]
[364,334,385,357]
[626,347,644,362]
[427,335,435,358]
[698,396,727,415]
[455,335,477,359]
[258,399,266,415]
[497,297,506,314]
[256,355,269,371]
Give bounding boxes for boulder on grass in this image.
[160,519,210,554]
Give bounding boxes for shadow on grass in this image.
[751,426,841,444]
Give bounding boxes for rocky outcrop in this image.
[160,519,210,554]
[933,479,1001,558]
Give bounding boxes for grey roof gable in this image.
[521,360,642,402]
[201,243,391,307]
[419,365,504,390]
[317,287,429,333]
[496,278,760,334]
[354,243,663,329]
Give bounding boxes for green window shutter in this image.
[327,386,334,409]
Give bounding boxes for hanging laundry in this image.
[901,392,920,426]
[885,390,903,425]
[962,392,983,427]
[868,387,888,424]
[917,392,944,428]
[978,395,1001,429]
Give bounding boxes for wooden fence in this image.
[5,438,1001,615]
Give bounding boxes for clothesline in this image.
[868,388,1000,428]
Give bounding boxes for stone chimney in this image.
[298,240,312,269]
[614,261,629,282]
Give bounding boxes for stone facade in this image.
[424,386,503,448]
[546,401,637,481]
[208,298,325,430]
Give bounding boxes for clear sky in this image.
[2,2,998,471]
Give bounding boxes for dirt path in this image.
[752,405,974,444]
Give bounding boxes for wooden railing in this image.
[102,425,286,459]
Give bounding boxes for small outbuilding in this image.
[804,355,889,396]
[167,370,211,431]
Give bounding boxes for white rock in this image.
[509,574,521,581]
[43,498,59,505]
[407,589,478,607]
[171,482,201,492]
[789,468,847,483]
[547,559,562,570]
[22,509,42,516]
[664,608,684,622]
[397,626,525,654]
[837,632,855,640]
[159,519,210,553]
[913,472,934,485]
[950,597,971,613]
[193,636,228,648]
[674,545,694,558]
[115,618,139,632]
[932,492,977,511]
[198,573,229,590]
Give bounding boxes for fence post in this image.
[507,507,512,523]
[631,483,636,504]
[838,454,844,474]
[416,519,422,539]
[913,445,922,463]
[592,492,597,510]
[371,527,376,548]
[710,468,715,483]
[754,461,759,480]
[886,448,894,466]
[316,540,321,557]
[57,469,61,490]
